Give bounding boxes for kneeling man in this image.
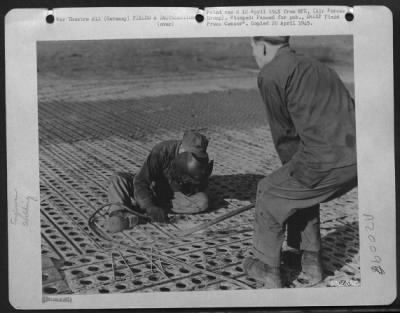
[107,131,213,232]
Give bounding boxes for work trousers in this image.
[253,162,357,267]
[107,172,209,214]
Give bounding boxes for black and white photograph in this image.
[38,35,359,294]
[6,6,396,308]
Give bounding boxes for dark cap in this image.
[253,36,290,45]
[181,131,209,159]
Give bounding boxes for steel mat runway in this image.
[39,89,359,294]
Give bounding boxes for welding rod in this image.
[178,202,255,237]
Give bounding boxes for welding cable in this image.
[87,203,254,290]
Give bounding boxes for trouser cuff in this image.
[252,246,281,268]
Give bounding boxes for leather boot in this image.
[299,250,323,285]
[242,257,282,288]
[107,205,139,233]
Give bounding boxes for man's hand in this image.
[147,206,169,223]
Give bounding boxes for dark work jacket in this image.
[133,140,207,212]
[258,45,356,187]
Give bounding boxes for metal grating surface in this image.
[39,88,360,294]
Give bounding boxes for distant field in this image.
[37,35,353,80]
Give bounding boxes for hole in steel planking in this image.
[43,286,58,294]
[176,282,186,288]
[179,268,190,274]
[221,271,231,276]
[66,253,78,257]
[98,288,110,293]
[148,275,159,282]
[115,271,125,277]
[43,228,53,234]
[63,261,74,267]
[104,263,113,268]
[79,258,91,263]
[71,270,83,275]
[206,275,217,280]
[97,275,110,281]
[88,266,100,272]
[133,280,143,286]
[160,287,170,292]
[80,280,93,285]
[219,285,229,290]
[192,278,202,284]
[95,255,106,260]
[42,273,49,281]
[115,284,127,290]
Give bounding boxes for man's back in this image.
[258,45,356,187]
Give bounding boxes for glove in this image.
[107,210,139,233]
[147,206,169,223]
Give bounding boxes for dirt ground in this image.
[39,36,359,295]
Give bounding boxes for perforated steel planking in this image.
[39,90,360,294]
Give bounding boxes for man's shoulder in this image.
[151,140,180,155]
[259,51,299,81]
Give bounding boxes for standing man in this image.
[107,131,213,233]
[243,36,357,288]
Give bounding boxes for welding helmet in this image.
[169,152,213,191]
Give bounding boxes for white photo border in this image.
[5,6,396,309]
